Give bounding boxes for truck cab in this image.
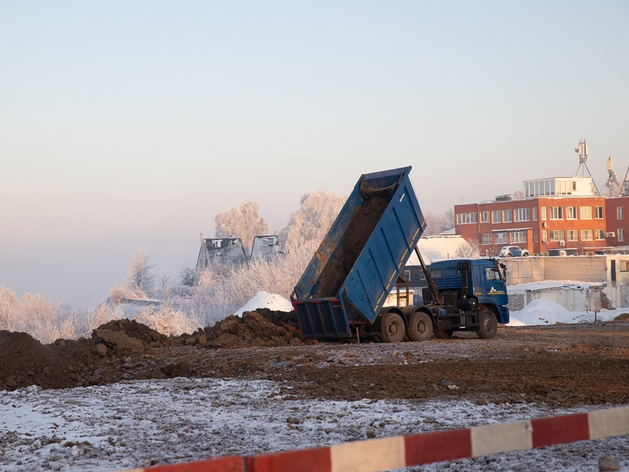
[417,258,509,338]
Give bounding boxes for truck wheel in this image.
[477,310,498,339]
[407,312,433,341]
[380,312,405,343]
[434,329,453,339]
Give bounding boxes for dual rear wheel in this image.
[380,311,433,343]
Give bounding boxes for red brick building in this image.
[605,196,629,246]
[455,177,613,255]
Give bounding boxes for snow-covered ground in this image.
[1,378,628,472]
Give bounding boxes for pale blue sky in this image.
[1,1,628,307]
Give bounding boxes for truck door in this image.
[472,265,484,297]
[484,266,507,305]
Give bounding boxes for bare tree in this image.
[215,201,269,250]
[276,190,346,248]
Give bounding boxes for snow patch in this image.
[234,291,293,316]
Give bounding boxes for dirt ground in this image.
[1,311,629,408]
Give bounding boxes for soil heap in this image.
[0,309,305,392]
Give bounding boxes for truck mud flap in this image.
[292,299,352,338]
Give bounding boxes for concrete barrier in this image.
[113,406,629,472]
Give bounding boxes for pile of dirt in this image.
[199,309,315,349]
[0,309,309,391]
[93,318,174,354]
[0,319,180,391]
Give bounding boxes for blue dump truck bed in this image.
[291,167,425,338]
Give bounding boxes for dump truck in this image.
[291,166,509,342]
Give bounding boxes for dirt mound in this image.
[0,331,102,391]
[93,318,173,353]
[200,309,315,348]
[613,313,629,322]
[0,309,312,391]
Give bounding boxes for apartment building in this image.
[455,177,610,255]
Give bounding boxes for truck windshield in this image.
[486,267,502,281]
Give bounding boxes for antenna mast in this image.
[605,156,622,197]
[575,139,589,177]
[574,139,600,195]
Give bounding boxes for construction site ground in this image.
[2,312,629,408]
[3,313,629,471]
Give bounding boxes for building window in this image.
[514,208,530,222]
[481,233,493,245]
[549,207,563,220]
[542,230,548,243]
[621,260,629,272]
[619,228,625,242]
[494,232,508,244]
[567,230,579,241]
[503,209,513,223]
[580,206,592,220]
[566,206,577,220]
[404,269,411,281]
[456,212,478,224]
[533,230,538,243]
[511,231,526,243]
[492,210,501,223]
[618,207,624,220]
[481,211,490,223]
[541,207,547,220]
[595,206,604,219]
[595,229,604,240]
[581,229,593,241]
[550,230,565,242]
[532,207,538,221]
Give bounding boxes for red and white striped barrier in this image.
[114,406,629,472]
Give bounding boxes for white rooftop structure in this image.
[523,177,597,198]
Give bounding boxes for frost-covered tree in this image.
[454,237,481,258]
[126,252,156,297]
[277,190,346,249]
[0,286,21,332]
[179,265,197,287]
[215,201,269,250]
[423,208,455,236]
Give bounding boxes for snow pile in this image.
[508,298,629,326]
[510,299,576,325]
[234,291,293,316]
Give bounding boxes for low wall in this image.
[504,256,607,286]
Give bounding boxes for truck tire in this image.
[407,312,433,341]
[380,312,405,343]
[477,310,498,339]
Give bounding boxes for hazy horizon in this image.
[2,1,628,307]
